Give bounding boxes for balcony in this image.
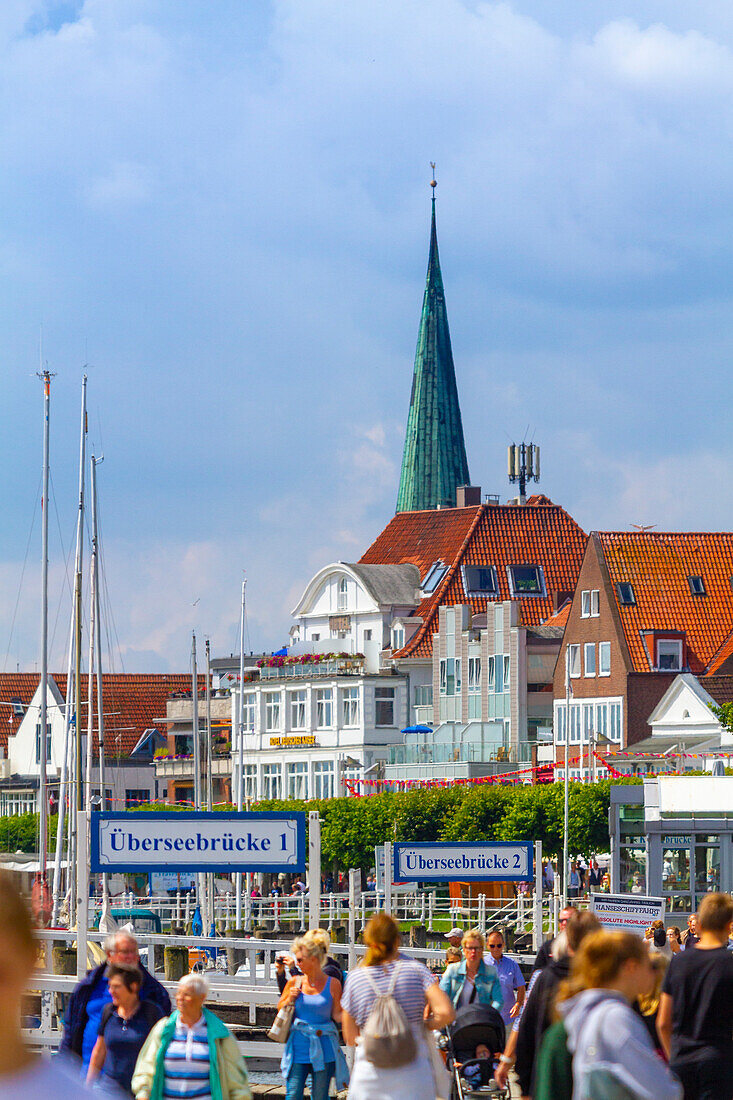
[154,755,232,779]
[258,656,365,681]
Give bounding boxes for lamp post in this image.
[563,655,571,908]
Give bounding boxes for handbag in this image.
[267,976,302,1042]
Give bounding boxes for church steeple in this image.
[396,176,470,513]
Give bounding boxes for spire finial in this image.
[430,162,437,196]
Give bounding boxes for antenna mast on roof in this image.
[508,443,540,502]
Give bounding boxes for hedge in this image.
[0,779,641,865]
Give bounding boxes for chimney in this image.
[456,485,481,508]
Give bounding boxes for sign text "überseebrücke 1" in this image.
[90,811,306,874]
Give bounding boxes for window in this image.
[556,704,566,744]
[290,690,306,730]
[596,702,608,739]
[657,639,682,671]
[364,629,372,642]
[342,686,359,726]
[125,789,149,809]
[508,565,544,596]
[462,565,498,596]
[265,692,281,732]
[242,765,257,802]
[468,657,481,692]
[455,658,462,694]
[581,590,600,617]
[315,689,333,728]
[441,658,460,695]
[262,764,281,801]
[288,762,308,801]
[688,576,706,596]
[375,686,395,726]
[617,583,636,606]
[487,656,495,691]
[337,576,348,611]
[495,654,504,693]
[414,684,433,706]
[503,655,510,688]
[392,624,405,650]
[583,703,594,741]
[35,722,51,766]
[242,692,256,731]
[312,633,320,642]
[569,704,581,743]
[584,643,596,677]
[567,644,580,678]
[610,702,622,742]
[439,659,447,695]
[313,761,335,800]
[422,561,447,593]
[10,698,24,716]
[599,642,611,676]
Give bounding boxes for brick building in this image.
[553,531,733,778]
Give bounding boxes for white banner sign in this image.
[394,841,532,882]
[91,812,305,873]
[591,893,665,934]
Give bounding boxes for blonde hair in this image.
[292,929,326,963]
[558,931,647,1003]
[363,912,400,966]
[308,928,331,954]
[638,953,668,1017]
[462,928,485,950]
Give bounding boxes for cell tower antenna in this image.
[508,442,541,501]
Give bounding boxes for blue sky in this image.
[3,0,733,672]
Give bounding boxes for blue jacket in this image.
[59,959,171,1059]
[439,958,503,1011]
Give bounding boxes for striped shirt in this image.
[163,1015,212,1100]
[342,955,436,1028]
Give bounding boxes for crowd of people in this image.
[0,869,728,1099]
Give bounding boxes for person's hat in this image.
[446,927,463,939]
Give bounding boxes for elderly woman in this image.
[87,962,163,1093]
[278,929,348,1100]
[132,973,251,1100]
[439,927,503,1010]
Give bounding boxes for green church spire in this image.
[396,183,470,513]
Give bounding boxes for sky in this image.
[3,0,733,673]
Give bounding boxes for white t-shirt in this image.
[0,1058,87,1098]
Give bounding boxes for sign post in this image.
[76,810,89,980]
[533,840,543,953]
[348,869,360,973]
[383,841,393,915]
[308,811,321,930]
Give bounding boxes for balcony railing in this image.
[259,657,365,680]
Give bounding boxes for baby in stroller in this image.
[447,1003,508,1098]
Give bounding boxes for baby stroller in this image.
[443,1003,508,1099]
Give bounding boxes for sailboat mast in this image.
[52,375,87,922]
[205,639,213,811]
[90,454,108,908]
[38,371,51,884]
[235,577,246,929]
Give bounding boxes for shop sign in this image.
[91,811,306,873]
[393,841,533,883]
[591,893,665,934]
[270,735,317,747]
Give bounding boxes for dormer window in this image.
[507,565,545,596]
[688,576,706,596]
[462,565,498,597]
[422,561,447,594]
[392,624,405,650]
[10,698,24,716]
[337,576,348,612]
[617,583,636,606]
[657,639,682,671]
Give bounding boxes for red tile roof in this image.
[0,673,204,756]
[359,500,587,657]
[541,600,572,631]
[706,628,733,676]
[597,532,733,674]
[702,675,733,705]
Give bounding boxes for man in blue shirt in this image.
[486,930,526,1026]
[60,929,170,1071]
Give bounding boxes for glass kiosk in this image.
[610,778,733,917]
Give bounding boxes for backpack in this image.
[100,999,161,1031]
[361,962,417,1068]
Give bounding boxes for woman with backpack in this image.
[341,913,454,1099]
[277,930,348,1100]
[86,963,163,1093]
